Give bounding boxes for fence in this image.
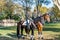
[0,19,17,26]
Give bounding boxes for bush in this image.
[0,13,6,20]
[11,14,21,21]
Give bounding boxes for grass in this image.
[43,23,60,32]
[0,22,60,40]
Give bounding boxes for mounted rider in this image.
[32,9,37,19]
[32,8,45,25]
[24,8,36,29]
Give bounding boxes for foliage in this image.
[38,5,48,14]
[48,5,60,22]
[11,14,20,21]
[0,0,6,12]
[34,0,51,15]
[0,0,14,19]
[0,0,21,20]
[0,0,59,21]
[0,13,5,20]
[52,5,60,18]
[4,0,14,19]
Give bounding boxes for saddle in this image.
[22,19,31,26]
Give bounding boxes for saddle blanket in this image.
[22,20,31,25]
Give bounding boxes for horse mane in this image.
[43,13,49,16]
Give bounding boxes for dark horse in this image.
[17,18,36,39]
[17,13,50,40]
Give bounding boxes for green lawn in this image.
[0,23,60,40]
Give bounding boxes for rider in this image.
[25,9,36,29]
[32,9,37,19]
[25,9,32,29]
[26,9,36,39]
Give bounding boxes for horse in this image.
[17,13,50,40]
[33,13,50,39]
[17,18,36,39]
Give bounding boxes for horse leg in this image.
[25,26,30,39]
[21,26,25,38]
[30,25,35,40]
[25,26,30,38]
[17,25,21,39]
[37,22,43,39]
[38,27,43,39]
[25,26,30,34]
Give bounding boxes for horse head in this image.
[43,13,50,23]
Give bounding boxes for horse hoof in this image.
[17,35,21,39]
[30,38,35,40]
[41,37,43,39]
[21,35,25,39]
[38,37,40,39]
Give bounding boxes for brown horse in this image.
[17,13,50,40]
[33,13,50,39]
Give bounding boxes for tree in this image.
[50,5,60,21]
[0,0,6,12]
[53,0,60,10]
[4,0,15,19]
[52,5,60,17]
[38,6,48,14]
[34,0,51,16]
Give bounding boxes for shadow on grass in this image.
[45,24,57,26]
[0,26,16,30]
[45,22,60,26]
[7,33,30,40]
[7,33,17,38]
[43,28,60,32]
[7,33,55,40]
[54,35,60,40]
[2,32,60,40]
[0,36,17,40]
[44,39,54,40]
[0,34,2,35]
